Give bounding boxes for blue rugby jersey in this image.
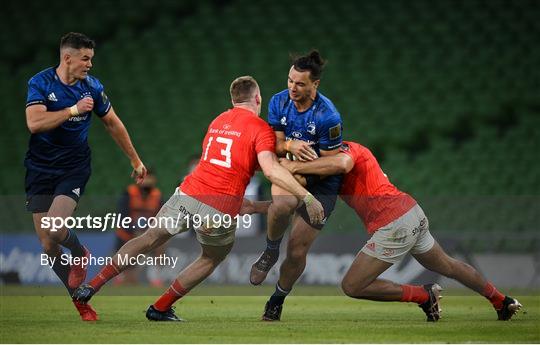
[25,67,111,174]
[267,89,342,154]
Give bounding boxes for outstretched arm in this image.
[100,107,147,183]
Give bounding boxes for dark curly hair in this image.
[291,50,326,81]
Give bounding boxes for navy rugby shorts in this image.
[25,167,91,213]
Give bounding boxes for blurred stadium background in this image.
[1,0,539,289]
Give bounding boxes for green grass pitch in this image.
[1,285,538,343]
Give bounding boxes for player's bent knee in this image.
[47,230,65,243]
[341,280,356,297]
[286,245,308,263]
[200,252,227,267]
[144,227,170,245]
[201,243,233,265]
[341,277,369,298]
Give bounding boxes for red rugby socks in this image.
[153,279,189,312]
[89,263,121,291]
[400,284,429,304]
[482,281,505,310]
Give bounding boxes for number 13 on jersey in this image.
[203,136,233,168]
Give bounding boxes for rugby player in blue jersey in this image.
[250,50,344,320]
[24,32,146,321]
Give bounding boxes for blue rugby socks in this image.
[50,250,74,295]
[266,236,282,252]
[269,282,291,306]
[59,228,85,257]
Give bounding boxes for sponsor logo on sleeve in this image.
[329,124,341,140]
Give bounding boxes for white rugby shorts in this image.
[155,188,237,246]
[361,204,435,264]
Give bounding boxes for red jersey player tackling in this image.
[72,76,324,321]
[280,140,522,322]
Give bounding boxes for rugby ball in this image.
[285,151,298,161]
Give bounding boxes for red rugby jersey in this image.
[339,141,417,233]
[180,107,275,215]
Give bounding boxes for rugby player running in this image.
[25,32,146,321]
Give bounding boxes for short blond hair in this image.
[230,76,259,104]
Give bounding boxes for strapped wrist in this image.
[131,160,141,169]
[69,105,79,117]
[303,192,314,207]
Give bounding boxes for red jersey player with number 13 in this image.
[72,76,324,321]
